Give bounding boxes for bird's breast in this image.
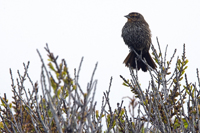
[122,22,151,51]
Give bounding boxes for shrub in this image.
[1,40,199,133]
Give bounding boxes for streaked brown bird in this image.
[122,12,156,72]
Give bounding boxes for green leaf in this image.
[48,62,56,72]
[177,59,181,65]
[122,82,129,87]
[73,85,77,90]
[181,70,185,76]
[182,118,188,129]
[192,88,195,98]
[183,66,188,71]
[59,63,63,70]
[185,59,189,64]
[57,89,61,98]
[9,103,12,108]
[173,118,180,129]
[65,90,69,98]
[174,117,189,129]
[64,66,67,72]
[0,122,3,129]
[173,78,177,83]
[96,110,99,118]
[185,88,189,94]
[50,77,57,91]
[56,72,59,79]
[62,71,67,78]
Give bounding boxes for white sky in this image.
[1,0,200,114]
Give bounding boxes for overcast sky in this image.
[1,1,200,112]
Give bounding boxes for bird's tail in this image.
[123,51,156,72]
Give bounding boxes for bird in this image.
[121,12,157,72]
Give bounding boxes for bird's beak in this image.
[124,15,130,19]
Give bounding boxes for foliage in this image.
[120,38,199,132]
[0,44,105,133]
[1,39,200,132]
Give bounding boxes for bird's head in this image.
[124,12,144,22]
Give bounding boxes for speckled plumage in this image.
[122,12,156,72]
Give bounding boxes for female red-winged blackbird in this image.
[122,12,156,72]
